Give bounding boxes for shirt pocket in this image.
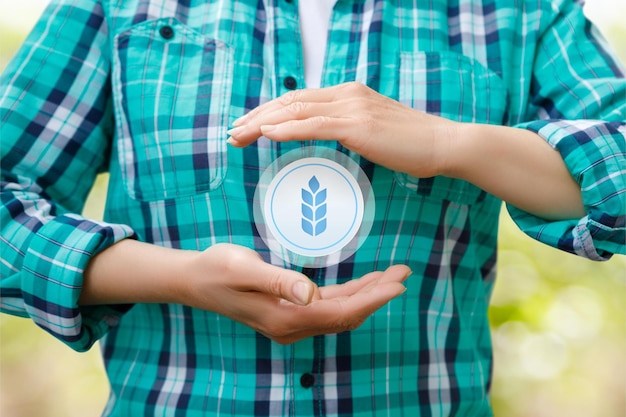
[112,18,233,201]
[396,51,508,204]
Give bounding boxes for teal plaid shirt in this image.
[1,0,624,416]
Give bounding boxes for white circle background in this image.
[265,159,364,257]
[254,148,375,268]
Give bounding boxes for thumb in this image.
[256,265,317,306]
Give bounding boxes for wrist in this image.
[171,248,213,307]
[434,120,466,179]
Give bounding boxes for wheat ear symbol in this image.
[301,176,327,236]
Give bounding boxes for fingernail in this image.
[226,137,237,146]
[227,126,245,137]
[260,125,276,133]
[292,281,312,305]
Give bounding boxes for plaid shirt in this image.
[1,0,624,416]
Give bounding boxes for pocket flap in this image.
[112,18,233,201]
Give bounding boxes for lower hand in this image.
[180,243,410,344]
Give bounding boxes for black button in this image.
[159,25,174,39]
[285,0,293,3]
[300,373,315,388]
[283,76,297,90]
[302,268,316,279]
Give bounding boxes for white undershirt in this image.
[298,0,337,88]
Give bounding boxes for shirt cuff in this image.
[507,119,626,260]
[21,213,135,352]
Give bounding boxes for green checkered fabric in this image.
[1,0,624,416]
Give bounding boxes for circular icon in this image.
[265,158,363,257]
[253,148,374,267]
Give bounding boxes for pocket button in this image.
[159,25,174,39]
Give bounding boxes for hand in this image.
[181,243,410,344]
[227,82,457,178]
[82,240,410,344]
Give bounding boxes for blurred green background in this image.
[1,1,624,416]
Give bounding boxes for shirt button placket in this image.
[283,75,298,90]
[275,0,302,95]
[293,341,317,416]
[300,372,315,388]
[293,269,321,414]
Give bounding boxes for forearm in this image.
[80,239,191,306]
[444,123,585,220]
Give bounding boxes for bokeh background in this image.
[1,1,624,416]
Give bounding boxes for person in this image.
[1,0,623,415]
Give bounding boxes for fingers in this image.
[227,82,373,147]
[317,271,384,300]
[318,265,410,300]
[264,265,411,344]
[258,116,355,143]
[233,85,344,127]
[268,280,407,344]
[228,104,350,147]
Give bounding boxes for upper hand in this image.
[179,243,410,344]
[227,82,457,178]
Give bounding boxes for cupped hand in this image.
[180,243,410,344]
[227,82,458,178]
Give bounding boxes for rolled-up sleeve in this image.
[508,0,625,260]
[508,120,625,260]
[0,0,135,351]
